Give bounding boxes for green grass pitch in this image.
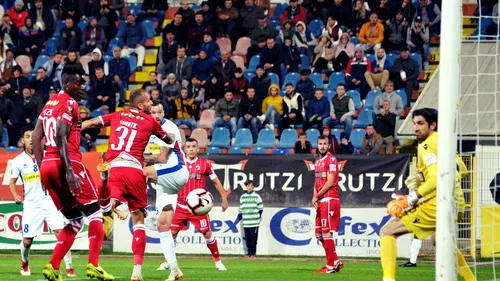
[0,255,498,281]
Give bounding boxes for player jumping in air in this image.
[313,135,344,274]
[9,126,75,277]
[156,137,229,272]
[33,67,114,281]
[381,108,476,281]
[82,90,175,281]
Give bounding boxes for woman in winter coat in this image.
[332,33,355,71]
[312,32,334,72]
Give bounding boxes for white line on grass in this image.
[36,277,124,281]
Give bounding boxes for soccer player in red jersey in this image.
[313,135,344,274]
[82,89,174,281]
[157,138,229,272]
[33,68,114,281]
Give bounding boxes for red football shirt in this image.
[177,157,217,206]
[38,92,81,161]
[314,152,340,199]
[100,109,167,164]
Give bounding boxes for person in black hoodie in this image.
[337,131,354,154]
[282,37,302,74]
[250,65,271,101]
[230,67,248,100]
[5,65,29,99]
[201,75,224,110]
[59,17,82,53]
[260,37,282,80]
[90,67,116,112]
[237,87,261,142]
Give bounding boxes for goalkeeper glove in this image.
[404,175,421,192]
[386,192,419,217]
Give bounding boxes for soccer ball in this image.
[186,189,214,216]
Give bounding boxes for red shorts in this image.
[108,166,147,212]
[315,199,341,235]
[171,205,211,234]
[40,159,99,211]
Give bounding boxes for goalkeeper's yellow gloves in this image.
[386,192,419,217]
[404,175,421,192]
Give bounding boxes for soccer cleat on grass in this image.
[66,268,76,277]
[42,264,63,281]
[21,261,30,276]
[114,203,130,220]
[157,261,170,271]
[400,261,417,267]
[315,266,335,274]
[130,269,144,281]
[166,269,184,281]
[85,263,115,281]
[215,261,227,271]
[333,261,344,272]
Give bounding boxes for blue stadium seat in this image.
[350,129,366,149]
[331,128,342,141]
[277,129,297,149]
[187,56,195,65]
[228,146,245,154]
[142,20,155,39]
[410,53,422,70]
[269,19,280,28]
[4,146,19,152]
[354,109,374,129]
[192,4,201,10]
[129,3,142,15]
[124,56,137,72]
[255,128,276,148]
[91,108,106,118]
[365,54,375,62]
[53,21,66,37]
[206,146,221,154]
[273,149,290,155]
[325,89,336,101]
[308,19,324,38]
[247,55,261,73]
[80,146,87,152]
[272,4,288,21]
[300,55,309,70]
[44,37,59,56]
[282,72,300,88]
[250,146,267,154]
[350,36,359,45]
[210,128,231,148]
[327,72,344,90]
[244,72,255,83]
[365,90,381,110]
[386,53,397,65]
[268,72,279,86]
[78,20,88,32]
[347,90,362,109]
[103,55,113,64]
[233,129,253,148]
[395,89,407,107]
[33,55,50,72]
[306,128,320,149]
[107,37,123,55]
[471,17,492,39]
[310,72,324,89]
[1,126,8,147]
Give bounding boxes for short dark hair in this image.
[150,71,157,75]
[267,37,275,41]
[21,125,34,136]
[181,87,188,92]
[412,108,438,131]
[95,67,104,72]
[66,17,73,21]
[285,83,294,88]
[130,89,147,107]
[337,84,345,89]
[37,67,46,71]
[244,180,254,186]
[195,11,204,16]
[315,88,324,93]
[151,100,163,108]
[317,135,329,143]
[367,124,374,128]
[299,132,307,137]
[185,138,198,144]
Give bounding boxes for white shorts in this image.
[154,164,188,213]
[22,197,65,238]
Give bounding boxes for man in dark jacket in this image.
[90,68,116,112]
[260,37,282,80]
[0,88,14,126]
[163,13,187,47]
[29,67,51,103]
[247,14,276,63]
[1,14,19,47]
[390,47,419,106]
[95,0,118,42]
[59,17,82,53]
[140,0,168,22]
[239,0,263,37]
[373,100,396,154]
[176,0,195,26]
[213,50,236,87]
[108,46,131,104]
[79,16,105,55]
[250,65,271,101]
[120,14,147,71]
[159,31,179,71]
[165,46,192,87]
[187,12,212,56]
[328,0,351,27]
[5,65,29,99]
[237,87,261,142]
[306,88,330,129]
[7,86,42,146]
[295,69,316,106]
[212,90,239,139]
[383,10,408,52]
[29,0,54,40]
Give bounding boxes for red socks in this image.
[206,237,221,262]
[50,219,82,270]
[323,236,339,267]
[88,219,104,266]
[132,224,146,266]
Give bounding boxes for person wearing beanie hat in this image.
[407,15,431,70]
[192,49,214,84]
[249,64,271,101]
[80,16,105,56]
[29,0,55,40]
[8,0,28,28]
[390,47,419,107]
[295,68,316,104]
[279,20,294,43]
[357,12,384,54]
[383,9,408,52]
[5,65,29,97]
[337,132,354,154]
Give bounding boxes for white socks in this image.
[133,264,142,274]
[159,231,178,267]
[410,239,423,264]
[20,242,30,263]
[64,251,73,269]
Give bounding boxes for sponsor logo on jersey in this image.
[23,172,40,183]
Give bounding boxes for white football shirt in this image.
[10,151,49,204]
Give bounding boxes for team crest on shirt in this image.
[196,165,200,170]
[423,143,428,150]
[23,164,27,168]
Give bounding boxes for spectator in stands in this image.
[139,0,168,22]
[177,0,195,27]
[408,16,431,70]
[373,99,396,154]
[108,46,130,105]
[413,0,441,36]
[345,47,371,100]
[96,0,118,43]
[251,65,271,101]
[323,84,354,137]
[247,13,276,61]
[365,47,391,91]
[29,67,51,103]
[64,51,84,74]
[328,0,351,27]
[199,33,220,62]
[239,0,264,37]
[294,132,312,154]
[80,17,105,56]
[59,17,82,54]
[61,0,80,23]
[279,20,294,44]
[110,0,125,18]
[43,51,63,89]
[238,87,261,142]
[486,3,499,36]
[187,12,211,56]
[357,12,384,54]
[18,17,43,63]
[142,71,161,94]
[332,33,355,71]
[79,106,99,151]
[295,69,316,106]
[400,0,416,23]
[1,14,19,48]
[188,75,204,102]
[7,86,41,146]
[293,21,315,56]
[0,87,13,128]
[5,65,28,97]
[86,48,107,82]
[306,88,330,129]
[282,37,301,74]
[0,50,17,83]
[312,32,334,72]
[373,80,404,115]
[0,38,9,68]
[321,126,339,153]
[121,14,147,72]
[165,46,192,88]
[163,13,187,47]
[361,124,385,155]
[350,0,368,37]
[29,0,54,40]
[280,0,307,25]
[390,47,419,107]
[218,0,238,38]
[150,89,169,117]
[8,0,28,28]
[192,50,213,85]
[377,0,392,23]
[200,1,217,37]
[213,90,239,139]
[174,87,198,130]
[278,83,304,132]
[322,16,342,46]
[162,73,181,113]
[258,84,283,130]
[159,31,179,79]
[338,132,354,154]
[213,50,236,87]
[202,75,224,110]
[90,67,115,112]
[383,10,407,52]
[230,67,248,100]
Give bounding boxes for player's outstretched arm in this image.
[55,120,81,195]
[32,120,45,169]
[212,177,229,211]
[82,117,105,131]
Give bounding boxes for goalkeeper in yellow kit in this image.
[380,108,475,281]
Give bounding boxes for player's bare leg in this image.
[380,218,410,281]
[53,229,75,277]
[315,232,342,274]
[157,205,183,281]
[130,209,147,281]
